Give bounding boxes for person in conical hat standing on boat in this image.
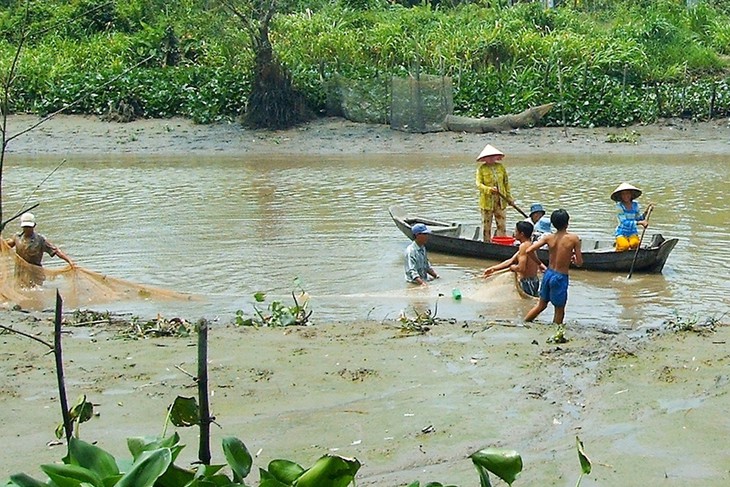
[4,212,74,288]
[611,182,654,252]
[475,144,513,242]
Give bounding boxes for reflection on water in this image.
[2,152,728,328]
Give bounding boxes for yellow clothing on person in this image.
[615,234,640,252]
[481,207,507,240]
[476,162,511,210]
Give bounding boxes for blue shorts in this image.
[519,276,540,297]
[539,268,569,308]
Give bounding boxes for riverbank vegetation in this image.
[1,0,729,127]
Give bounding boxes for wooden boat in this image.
[389,205,679,274]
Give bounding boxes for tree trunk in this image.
[444,103,554,133]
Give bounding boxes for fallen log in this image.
[444,103,554,133]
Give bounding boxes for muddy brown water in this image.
[3,153,728,327]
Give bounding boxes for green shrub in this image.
[2,0,730,126]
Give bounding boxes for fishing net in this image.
[0,238,195,311]
[390,73,453,133]
[329,75,390,124]
[341,271,529,304]
[327,72,453,131]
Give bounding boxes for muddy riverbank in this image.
[6,114,730,157]
[2,309,728,485]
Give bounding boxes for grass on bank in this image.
[1,0,730,126]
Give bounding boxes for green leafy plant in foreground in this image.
[7,432,591,487]
[9,393,361,487]
[235,289,312,327]
[409,436,591,487]
[7,434,361,487]
[54,395,93,440]
[576,436,593,487]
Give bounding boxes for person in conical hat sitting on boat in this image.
[475,144,513,242]
[611,183,654,252]
[404,223,440,286]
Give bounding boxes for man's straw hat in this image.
[476,144,504,161]
[611,182,642,202]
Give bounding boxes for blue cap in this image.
[529,204,545,217]
[411,223,432,235]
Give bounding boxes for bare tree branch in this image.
[0,323,54,350]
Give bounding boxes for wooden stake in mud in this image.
[54,290,73,447]
[197,318,211,465]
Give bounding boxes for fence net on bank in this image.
[0,239,194,311]
[329,72,453,133]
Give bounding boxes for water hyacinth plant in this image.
[470,447,523,487]
[235,289,312,327]
[6,434,361,487]
[407,437,592,486]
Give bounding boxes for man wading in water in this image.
[4,212,74,288]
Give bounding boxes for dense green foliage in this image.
[1,0,729,126]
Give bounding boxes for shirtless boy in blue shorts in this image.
[482,221,545,297]
[523,209,583,325]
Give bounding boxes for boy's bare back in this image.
[516,241,541,278]
[542,231,583,274]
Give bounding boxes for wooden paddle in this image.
[627,204,654,279]
[495,189,529,219]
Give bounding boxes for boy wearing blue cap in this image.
[527,203,553,240]
[404,223,440,286]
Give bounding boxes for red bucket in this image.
[491,236,516,246]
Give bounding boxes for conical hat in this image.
[611,182,642,201]
[476,144,504,161]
